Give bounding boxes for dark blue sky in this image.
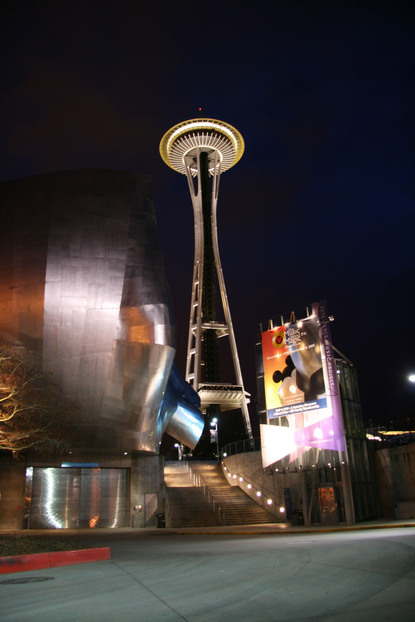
[2,1,414,429]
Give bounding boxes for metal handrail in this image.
[187,463,225,525]
[221,437,261,458]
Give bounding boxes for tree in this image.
[0,345,75,453]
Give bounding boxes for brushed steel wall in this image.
[0,170,203,453]
[27,467,130,529]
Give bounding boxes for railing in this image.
[186,462,225,525]
[145,482,167,528]
[221,437,261,458]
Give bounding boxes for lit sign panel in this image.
[260,301,345,466]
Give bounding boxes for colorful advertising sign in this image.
[260,301,345,466]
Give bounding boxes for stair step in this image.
[164,461,276,528]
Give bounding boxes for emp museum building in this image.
[0,169,205,530]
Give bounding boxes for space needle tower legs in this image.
[160,119,253,441]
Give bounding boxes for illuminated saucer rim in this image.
[159,118,245,174]
[168,132,234,177]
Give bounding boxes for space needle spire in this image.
[160,118,253,441]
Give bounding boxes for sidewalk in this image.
[2,522,415,622]
[1,518,415,575]
[170,517,415,535]
[2,517,415,538]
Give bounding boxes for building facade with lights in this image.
[219,305,379,526]
[0,169,204,529]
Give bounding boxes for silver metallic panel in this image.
[0,171,203,454]
[164,400,205,449]
[28,467,130,529]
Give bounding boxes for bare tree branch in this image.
[0,345,81,454]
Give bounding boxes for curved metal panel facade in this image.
[0,170,203,453]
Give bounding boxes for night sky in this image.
[2,2,414,434]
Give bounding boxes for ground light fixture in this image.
[223,469,274,507]
[409,374,415,383]
[210,417,219,461]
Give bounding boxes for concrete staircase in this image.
[165,461,276,528]
[164,462,220,527]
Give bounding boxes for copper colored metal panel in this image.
[0,170,203,453]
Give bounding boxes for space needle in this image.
[160,118,253,441]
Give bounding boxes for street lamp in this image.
[174,443,182,461]
[210,418,219,461]
[408,374,415,383]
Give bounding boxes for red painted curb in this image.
[0,547,111,575]
[0,552,50,574]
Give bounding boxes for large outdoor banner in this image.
[260,301,345,467]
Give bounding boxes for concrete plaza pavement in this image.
[1,520,415,621]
